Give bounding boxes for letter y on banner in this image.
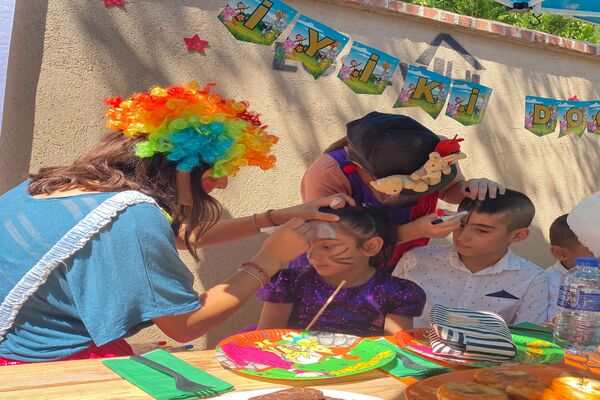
[282,15,349,79]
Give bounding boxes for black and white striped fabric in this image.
[428,304,516,361]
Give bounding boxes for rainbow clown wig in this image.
[104,81,278,177]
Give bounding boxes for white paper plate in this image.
[213,387,383,399]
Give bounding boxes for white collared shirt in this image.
[392,245,549,328]
[546,261,568,319]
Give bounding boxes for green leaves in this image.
[404,0,600,43]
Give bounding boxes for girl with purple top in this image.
[256,206,426,337]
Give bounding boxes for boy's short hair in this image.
[549,214,581,248]
[457,189,535,231]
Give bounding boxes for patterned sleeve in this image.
[515,271,549,324]
[376,275,427,317]
[256,268,299,304]
[391,250,418,278]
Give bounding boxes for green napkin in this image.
[509,322,554,342]
[376,339,451,378]
[103,349,233,400]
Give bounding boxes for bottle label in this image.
[557,285,600,311]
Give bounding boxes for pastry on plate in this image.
[248,387,341,400]
[505,381,558,400]
[548,376,600,400]
[474,369,539,390]
[436,382,508,400]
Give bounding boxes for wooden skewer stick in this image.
[304,280,347,331]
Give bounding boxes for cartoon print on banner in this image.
[524,96,559,137]
[586,101,600,135]
[394,65,451,119]
[444,79,492,126]
[218,0,297,46]
[280,15,349,79]
[337,42,399,95]
[557,100,587,137]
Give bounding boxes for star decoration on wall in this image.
[104,0,124,7]
[184,34,209,55]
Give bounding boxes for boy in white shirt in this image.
[547,214,595,319]
[393,189,548,328]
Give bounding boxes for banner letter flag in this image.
[445,79,492,126]
[337,42,399,95]
[218,0,297,46]
[282,15,349,79]
[524,96,559,136]
[586,101,600,135]
[558,100,587,137]
[394,65,451,119]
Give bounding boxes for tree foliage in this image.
[404,0,600,43]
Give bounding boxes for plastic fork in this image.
[130,355,215,393]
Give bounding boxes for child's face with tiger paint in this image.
[307,222,380,280]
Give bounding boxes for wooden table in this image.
[0,349,413,399]
[1,349,598,400]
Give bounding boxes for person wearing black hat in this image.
[301,112,505,266]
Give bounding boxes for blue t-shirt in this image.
[0,181,201,361]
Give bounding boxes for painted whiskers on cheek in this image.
[329,245,355,265]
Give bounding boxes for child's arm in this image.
[384,314,413,335]
[257,302,294,329]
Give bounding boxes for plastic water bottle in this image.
[553,257,600,351]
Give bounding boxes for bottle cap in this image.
[575,257,600,268]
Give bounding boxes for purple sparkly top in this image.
[256,266,426,337]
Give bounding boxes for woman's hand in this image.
[460,178,506,201]
[252,218,314,275]
[398,211,462,242]
[268,193,356,225]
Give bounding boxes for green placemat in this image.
[103,349,233,400]
[376,339,451,378]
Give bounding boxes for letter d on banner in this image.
[524,96,558,137]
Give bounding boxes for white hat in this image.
[567,191,600,258]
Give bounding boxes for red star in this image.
[104,0,124,7]
[184,34,209,55]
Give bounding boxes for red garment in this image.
[0,339,133,366]
[388,191,438,266]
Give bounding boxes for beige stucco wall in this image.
[1,0,599,349]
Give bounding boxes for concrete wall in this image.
[2,0,599,349]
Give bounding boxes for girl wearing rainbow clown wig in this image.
[0,82,352,364]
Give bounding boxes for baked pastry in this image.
[248,387,343,400]
[474,369,539,390]
[436,382,508,400]
[549,376,600,400]
[505,381,549,400]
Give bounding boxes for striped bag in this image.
[428,304,517,361]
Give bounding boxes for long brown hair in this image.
[323,137,348,154]
[28,132,221,261]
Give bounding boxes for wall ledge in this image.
[321,0,599,59]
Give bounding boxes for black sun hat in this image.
[346,112,458,196]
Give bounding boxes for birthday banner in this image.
[445,79,492,126]
[338,42,399,95]
[525,96,599,137]
[394,65,451,119]
[218,0,297,46]
[216,2,493,125]
[281,15,349,80]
